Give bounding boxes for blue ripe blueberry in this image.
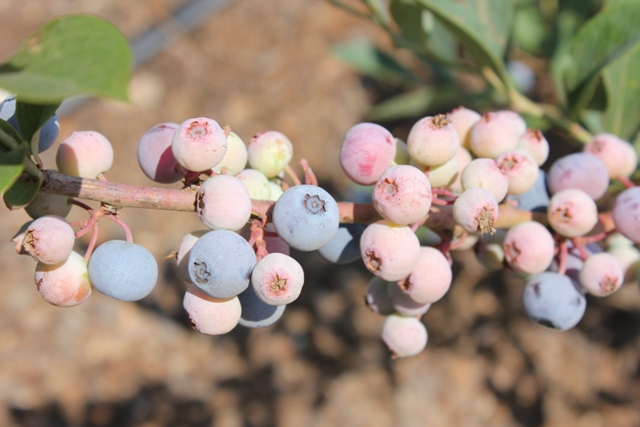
[188,230,257,299]
[522,272,586,330]
[88,240,158,301]
[272,184,339,252]
[238,285,286,328]
[0,95,60,153]
[317,223,366,264]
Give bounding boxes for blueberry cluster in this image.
[7,93,640,359]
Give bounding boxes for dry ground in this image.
[0,1,639,426]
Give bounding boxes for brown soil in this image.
[0,1,639,427]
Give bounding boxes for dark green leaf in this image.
[332,39,418,86]
[365,87,435,121]
[564,4,640,92]
[16,100,60,150]
[550,11,581,107]
[3,172,41,209]
[602,42,640,140]
[390,0,458,63]
[0,119,23,152]
[581,110,606,135]
[0,144,28,194]
[512,5,549,55]
[0,14,132,103]
[415,0,513,86]
[364,85,461,121]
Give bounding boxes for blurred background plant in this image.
[329,0,640,151]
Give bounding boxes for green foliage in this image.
[0,14,132,103]
[0,14,133,201]
[330,0,640,144]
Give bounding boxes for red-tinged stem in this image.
[433,188,458,199]
[84,223,100,264]
[38,169,580,232]
[300,159,318,186]
[557,239,568,276]
[105,215,133,243]
[570,238,590,261]
[284,165,302,186]
[618,176,636,189]
[449,231,468,251]
[431,197,449,206]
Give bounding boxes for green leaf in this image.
[581,109,606,134]
[601,42,640,140]
[414,0,513,86]
[390,0,458,63]
[0,119,23,152]
[16,100,60,150]
[331,39,418,86]
[564,3,640,92]
[365,86,435,121]
[0,14,132,103]
[550,11,581,107]
[364,85,461,121]
[3,172,41,209]
[512,5,549,55]
[0,144,28,194]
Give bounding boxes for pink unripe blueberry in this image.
[461,158,509,202]
[251,253,304,306]
[498,110,527,135]
[450,147,473,192]
[579,253,624,297]
[446,106,481,150]
[212,131,248,175]
[387,283,431,317]
[137,122,185,183]
[21,215,75,265]
[171,117,227,172]
[196,174,252,231]
[34,251,92,307]
[496,149,539,195]
[398,246,452,304]
[468,111,523,158]
[584,133,638,179]
[607,245,640,284]
[372,165,432,225]
[503,221,555,275]
[183,284,241,335]
[340,122,396,185]
[381,314,428,358]
[407,114,460,167]
[547,152,609,200]
[453,187,499,234]
[360,220,421,281]
[517,129,549,166]
[248,130,294,178]
[56,131,114,178]
[611,187,640,243]
[548,189,598,238]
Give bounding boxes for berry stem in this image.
[618,176,636,189]
[83,223,100,263]
[284,165,302,186]
[557,239,568,276]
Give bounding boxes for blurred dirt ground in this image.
[0,1,639,427]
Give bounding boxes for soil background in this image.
[0,1,639,427]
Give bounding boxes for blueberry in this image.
[88,240,158,301]
[522,272,586,330]
[188,230,257,299]
[317,223,366,264]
